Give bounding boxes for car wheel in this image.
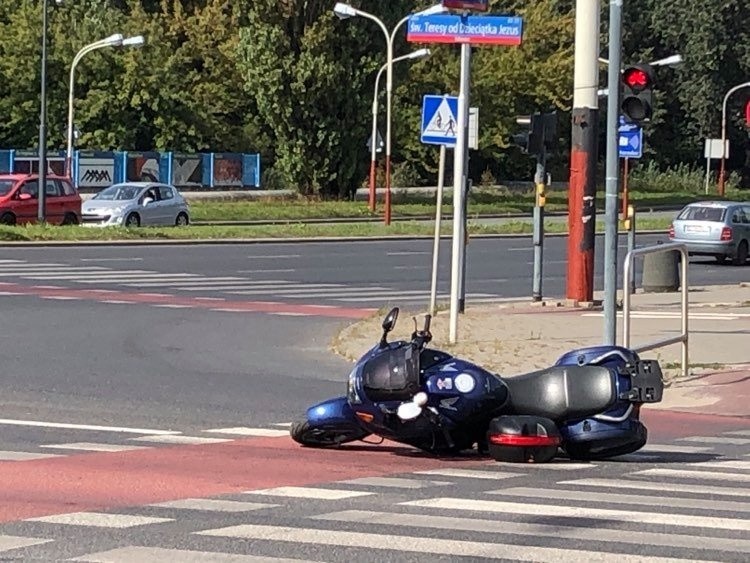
[61,213,79,226]
[175,212,189,227]
[125,213,140,228]
[0,212,16,226]
[732,240,749,266]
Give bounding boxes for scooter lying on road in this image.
[291,307,665,462]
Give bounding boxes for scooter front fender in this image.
[306,396,360,426]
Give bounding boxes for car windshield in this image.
[677,206,726,222]
[92,185,142,201]
[0,180,15,196]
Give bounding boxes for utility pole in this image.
[566,0,600,303]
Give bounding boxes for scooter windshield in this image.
[361,344,420,402]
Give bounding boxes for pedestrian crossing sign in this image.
[421,95,458,146]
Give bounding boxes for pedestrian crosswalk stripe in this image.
[558,478,750,498]
[129,435,231,445]
[402,497,750,531]
[690,460,750,471]
[205,427,288,437]
[39,442,149,452]
[641,443,713,453]
[26,512,173,528]
[486,486,750,513]
[336,476,452,489]
[194,523,702,563]
[149,499,279,512]
[678,436,750,445]
[633,468,750,483]
[0,450,62,461]
[414,468,523,480]
[0,535,51,553]
[725,429,750,437]
[71,546,318,563]
[312,509,750,555]
[125,278,261,287]
[244,487,374,500]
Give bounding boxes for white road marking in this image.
[679,436,750,445]
[244,487,374,500]
[632,468,750,483]
[210,308,249,313]
[415,468,523,480]
[129,435,231,445]
[314,509,750,555]
[0,451,62,461]
[41,296,80,301]
[387,251,431,256]
[80,258,143,262]
[153,304,192,309]
[725,429,750,437]
[336,477,452,489]
[336,292,499,302]
[40,442,150,453]
[149,498,278,512]
[271,312,311,317]
[0,418,179,435]
[403,497,750,532]
[101,300,133,304]
[487,486,750,512]
[26,512,172,528]
[205,427,289,437]
[195,523,700,563]
[641,443,712,453]
[0,291,24,296]
[71,546,315,562]
[690,460,750,471]
[0,535,51,552]
[559,478,750,498]
[126,277,252,287]
[246,255,301,259]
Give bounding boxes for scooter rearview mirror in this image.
[382,307,399,333]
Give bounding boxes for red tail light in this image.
[721,227,733,241]
[668,224,675,239]
[488,434,561,447]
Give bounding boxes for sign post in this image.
[410,8,523,344]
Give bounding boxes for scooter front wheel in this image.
[290,420,370,448]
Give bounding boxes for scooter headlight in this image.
[347,366,363,404]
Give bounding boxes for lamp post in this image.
[368,48,430,212]
[719,81,750,196]
[37,0,50,223]
[334,3,446,224]
[65,34,145,180]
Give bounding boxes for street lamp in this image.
[334,3,446,224]
[368,48,430,212]
[65,34,145,179]
[718,81,750,196]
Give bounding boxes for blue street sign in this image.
[421,95,459,146]
[407,14,523,46]
[618,116,643,159]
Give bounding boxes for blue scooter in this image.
[291,307,665,463]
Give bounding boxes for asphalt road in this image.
[0,234,746,310]
[0,238,748,561]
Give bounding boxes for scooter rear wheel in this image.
[290,420,370,448]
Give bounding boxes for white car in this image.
[82,182,190,227]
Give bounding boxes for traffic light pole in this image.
[603,0,624,345]
[566,0,600,305]
[532,148,546,301]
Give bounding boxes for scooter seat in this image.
[504,365,616,422]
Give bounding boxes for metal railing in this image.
[623,242,689,378]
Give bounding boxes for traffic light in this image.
[621,64,655,123]
[745,100,750,128]
[510,112,557,155]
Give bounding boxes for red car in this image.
[0,174,82,226]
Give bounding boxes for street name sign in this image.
[407,14,523,46]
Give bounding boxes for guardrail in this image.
[623,242,689,378]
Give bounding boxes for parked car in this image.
[669,201,750,265]
[81,182,190,227]
[0,174,82,226]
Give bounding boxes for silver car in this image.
[669,201,750,265]
[82,182,190,228]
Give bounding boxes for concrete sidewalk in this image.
[332,282,750,418]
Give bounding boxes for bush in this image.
[391,161,421,188]
[628,161,740,194]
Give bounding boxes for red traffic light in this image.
[623,67,651,91]
[745,100,750,128]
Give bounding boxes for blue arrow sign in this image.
[407,14,523,46]
[421,95,458,146]
[618,116,643,159]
